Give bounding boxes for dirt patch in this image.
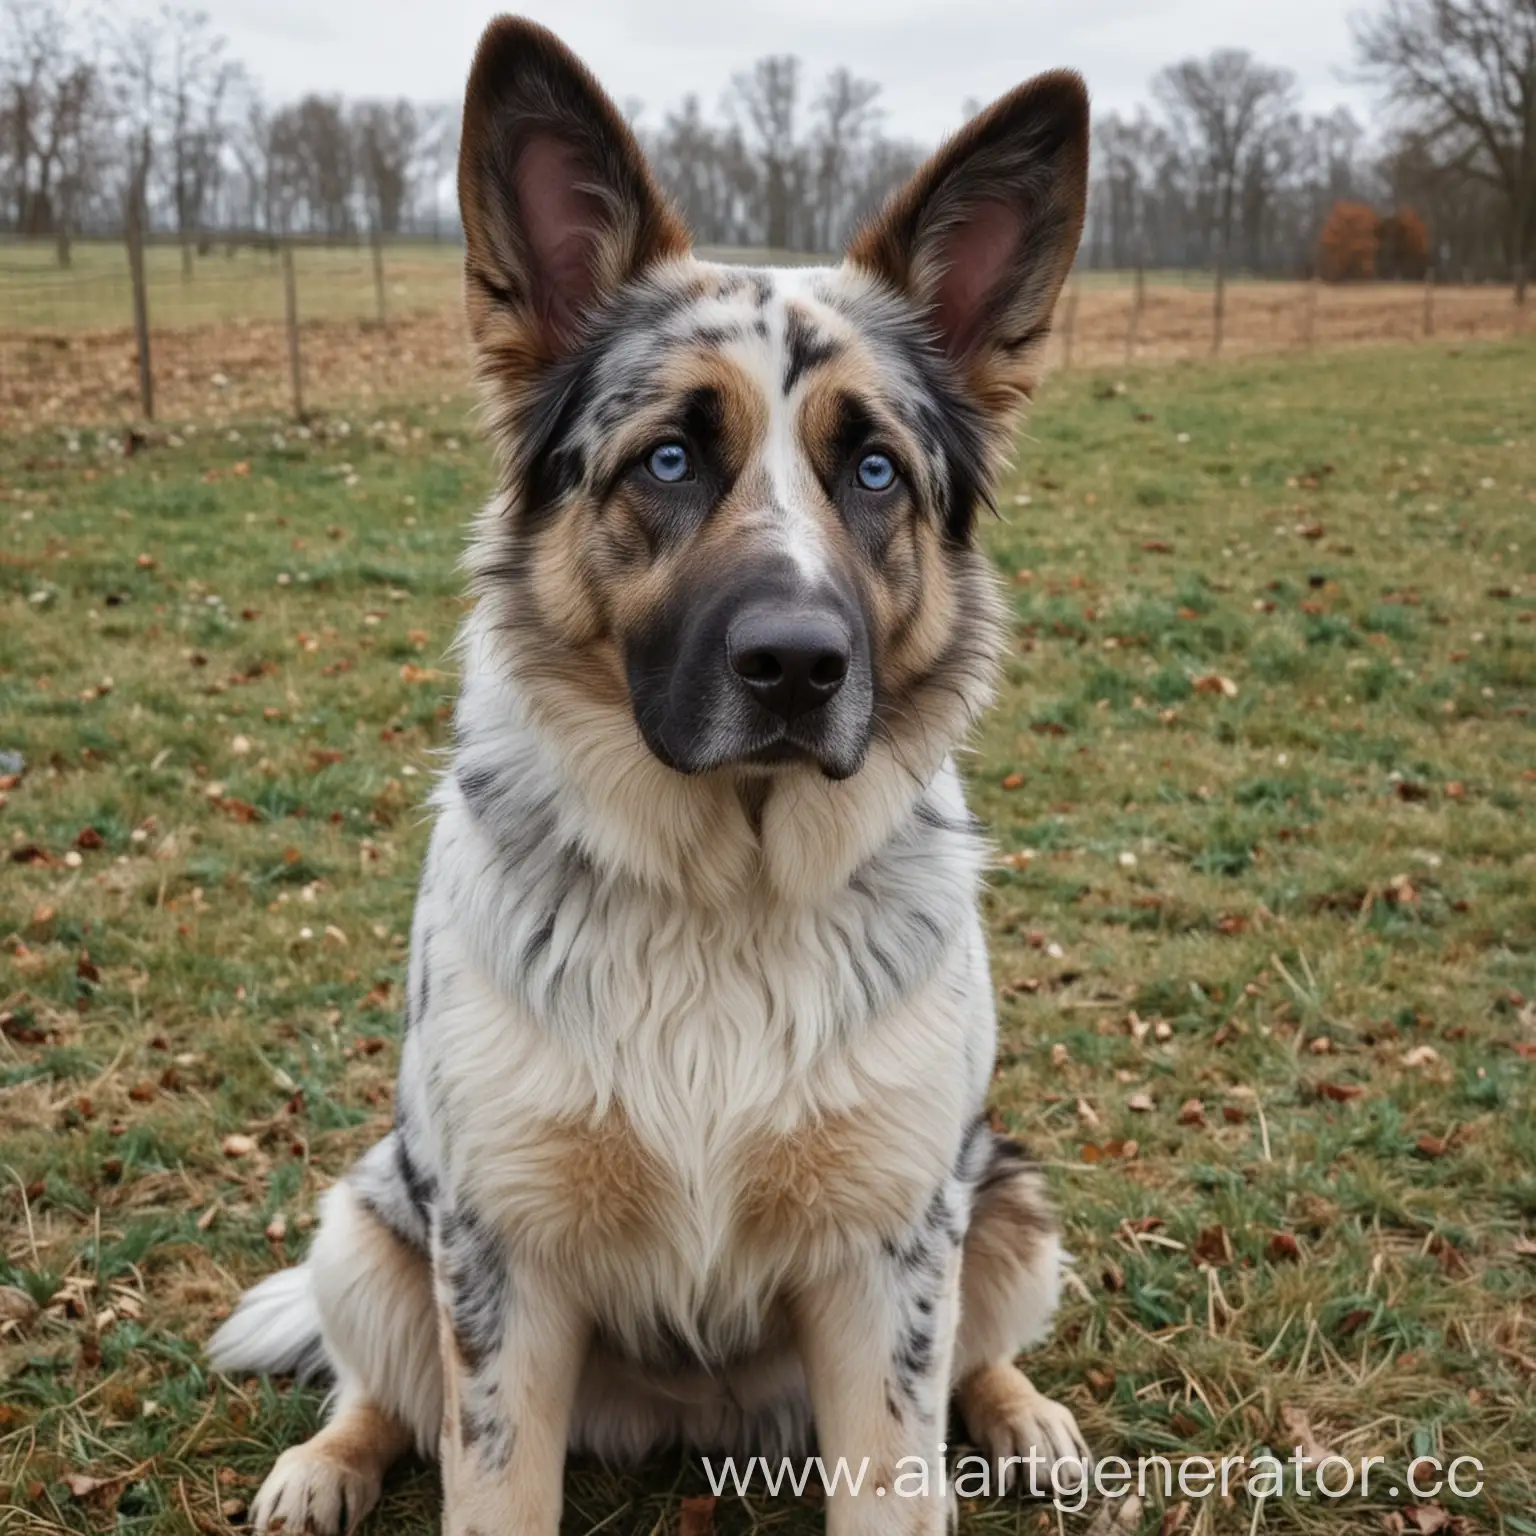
[2,280,1527,433]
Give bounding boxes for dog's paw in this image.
[250,1443,382,1535]
[958,1363,1091,1499]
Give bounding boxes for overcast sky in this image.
[205,0,1372,138]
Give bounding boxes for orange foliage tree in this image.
[1318,201,1380,281]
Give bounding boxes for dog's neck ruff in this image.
[430,607,987,1059]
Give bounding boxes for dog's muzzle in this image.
[625,561,874,779]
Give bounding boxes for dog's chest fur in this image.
[394,629,997,1361]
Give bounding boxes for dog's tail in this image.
[207,1264,328,1380]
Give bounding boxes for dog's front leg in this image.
[434,1205,588,1536]
[794,1198,964,1536]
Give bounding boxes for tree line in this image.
[2,0,1532,289]
[0,0,458,264]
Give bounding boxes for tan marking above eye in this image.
[599,349,769,485]
[794,365,927,502]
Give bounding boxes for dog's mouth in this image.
[636,708,871,782]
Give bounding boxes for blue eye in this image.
[647,442,692,483]
[856,452,896,492]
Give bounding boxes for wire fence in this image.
[1,236,1529,434]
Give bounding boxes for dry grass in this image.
[2,238,1528,434]
[0,340,1533,1535]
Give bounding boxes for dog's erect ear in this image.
[458,17,688,367]
[847,71,1088,409]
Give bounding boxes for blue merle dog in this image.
[210,15,1092,1535]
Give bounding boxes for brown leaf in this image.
[1192,673,1239,697]
[1127,1091,1155,1113]
[1177,1098,1206,1127]
[1415,1134,1449,1159]
[1084,1366,1117,1398]
[220,1133,256,1158]
[680,1495,717,1536]
[1192,1224,1232,1266]
[1318,1080,1367,1102]
[1266,1231,1301,1263]
[1158,1501,1190,1536]
[65,1472,124,1503]
[1001,772,1024,791]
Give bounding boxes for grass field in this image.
[1,340,1533,1536]
[3,238,1529,440]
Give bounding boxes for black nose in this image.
[728,609,851,721]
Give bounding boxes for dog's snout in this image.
[728,609,851,721]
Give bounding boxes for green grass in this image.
[1,342,1533,1535]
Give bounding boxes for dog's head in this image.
[460,19,1087,787]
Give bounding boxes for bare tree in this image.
[351,98,418,235]
[0,0,110,258]
[808,68,882,249]
[1153,49,1300,264]
[109,3,236,271]
[1354,0,1536,295]
[730,55,801,251]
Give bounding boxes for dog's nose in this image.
[728,609,850,721]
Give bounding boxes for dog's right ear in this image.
[458,17,688,372]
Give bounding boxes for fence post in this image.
[1516,264,1528,336]
[1124,258,1145,363]
[282,242,305,421]
[1422,266,1434,338]
[1061,274,1079,371]
[1302,274,1319,351]
[371,228,388,328]
[125,157,154,421]
[1210,260,1226,358]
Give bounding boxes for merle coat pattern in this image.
[209,15,1092,1535]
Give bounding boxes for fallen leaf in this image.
[221,1133,256,1158]
[1177,1097,1206,1127]
[1159,1501,1190,1536]
[1415,1134,1449,1158]
[680,1495,717,1536]
[1266,1231,1301,1263]
[1127,1091,1155,1113]
[1401,1045,1440,1069]
[1278,1405,1330,1466]
[65,1472,123,1503]
[1084,1366,1117,1398]
[1001,771,1024,790]
[1318,1080,1367,1102]
[1193,1224,1231,1266]
[1192,673,1239,697]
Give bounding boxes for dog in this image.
[209,15,1091,1534]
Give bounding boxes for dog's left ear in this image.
[458,16,689,370]
[847,71,1089,410]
